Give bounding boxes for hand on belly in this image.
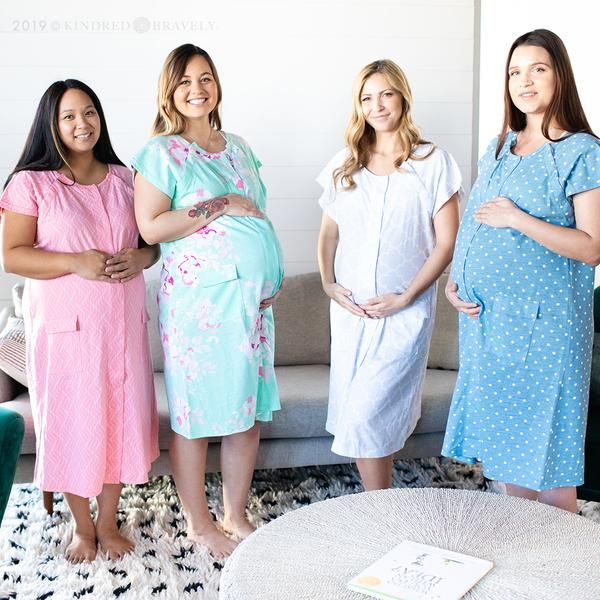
[260,277,285,310]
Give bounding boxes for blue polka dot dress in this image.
[442,131,600,491]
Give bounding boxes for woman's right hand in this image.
[445,277,480,317]
[323,282,367,317]
[223,194,264,219]
[71,250,115,282]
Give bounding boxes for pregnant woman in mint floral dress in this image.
[133,44,283,558]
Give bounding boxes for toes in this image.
[100,537,134,561]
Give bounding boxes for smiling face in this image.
[508,44,556,118]
[56,88,100,156]
[172,54,219,123]
[360,73,404,133]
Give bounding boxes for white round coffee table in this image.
[220,487,600,600]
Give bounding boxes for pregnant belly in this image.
[227,217,284,299]
[458,227,569,305]
[161,216,283,301]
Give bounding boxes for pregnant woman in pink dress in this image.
[0,80,159,562]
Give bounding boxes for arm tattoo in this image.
[188,196,229,219]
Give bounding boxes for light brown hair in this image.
[334,59,431,189]
[152,44,222,136]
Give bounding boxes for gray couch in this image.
[1,272,458,483]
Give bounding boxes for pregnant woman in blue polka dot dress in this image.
[442,29,600,512]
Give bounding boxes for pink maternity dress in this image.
[0,165,159,497]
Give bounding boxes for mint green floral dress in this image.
[132,133,283,438]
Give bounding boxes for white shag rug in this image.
[1,458,598,600]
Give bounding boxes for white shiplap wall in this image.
[0,0,476,305]
[478,0,600,154]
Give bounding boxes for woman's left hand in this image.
[105,247,154,282]
[474,197,521,229]
[359,293,410,319]
[260,278,286,310]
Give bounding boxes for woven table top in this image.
[220,487,600,600]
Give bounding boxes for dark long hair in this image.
[496,29,597,157]
[153,43,223,136]
[5,79,124,187]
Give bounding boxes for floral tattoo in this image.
[188,196,229,219]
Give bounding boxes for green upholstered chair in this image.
[0,406,25,524]
[578,286,600,501]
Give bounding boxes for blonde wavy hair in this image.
[334,59,432,189]
[152,44,222,136]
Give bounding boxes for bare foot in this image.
[96,521,134,560]
[187,522,238,559]
[222,515,256,540]
[65,528,97,563]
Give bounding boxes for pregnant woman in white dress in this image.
[317,59,461,490]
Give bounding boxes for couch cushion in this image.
[413,368,457,435]
[12,284,24,319]
[145,279,164,373]
[427,273,459,371]
[15,364,454,456]
[273,273,330,366]
[261,365,330,438]
[0,286,28,388]
[262,366,454,441]
[154,373,170,449]
[0,315,28,388]
[0,369,18,405]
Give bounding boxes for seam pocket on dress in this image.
[46,316,78,334]
[46,316,82,374]
[197,264,248,324]
[198,264,238,287]
[487,295,539,365]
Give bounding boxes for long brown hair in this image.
[152,44,222,136]
[6,79,124,188]
[496,29,596,157]
[334,59,431,190]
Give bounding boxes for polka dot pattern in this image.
[442,132,600,491]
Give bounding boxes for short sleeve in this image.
[316,148,348,221]
[243,140,263,169]
[0,171,39,217]
[110,164,135,193]
[225,132,263,169]
[478,136,500,168]
[131,137,182,198]
[249,149,262,169]
[226,133,269,210]
[557,134,600,198]
[429,148,463,216]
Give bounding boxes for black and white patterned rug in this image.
[1,458,598,600]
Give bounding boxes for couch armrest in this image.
[0,370,20,404]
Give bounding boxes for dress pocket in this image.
[46,316,82,374]
[486,295,539,365]
[198,264,238,287]
[198,264,248,322]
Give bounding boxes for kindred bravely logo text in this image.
[9,17,218,34]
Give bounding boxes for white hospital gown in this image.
[318,144,462,458]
